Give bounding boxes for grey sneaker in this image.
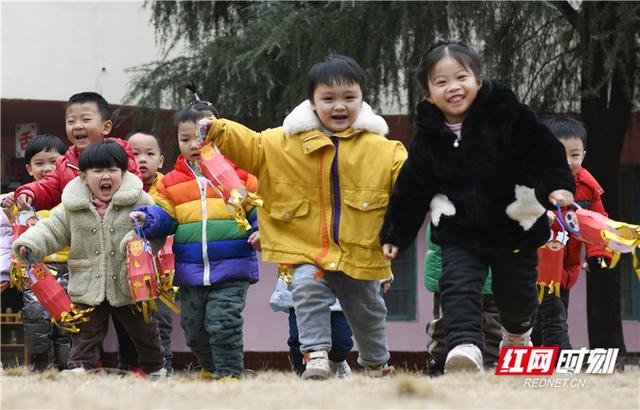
[148,367,167,381]
[364,363,395,378]
[445,344,483,373]
[499,328,533,349]
[60,367,87,376]
[329,360,353,378]
[301,351,331,380]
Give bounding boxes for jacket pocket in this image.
[341,189,388,247]
[66,259,92,297]
[268,199,309,221]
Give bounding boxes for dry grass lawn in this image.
[1,367,638,409]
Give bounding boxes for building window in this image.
[619,166,640,320]
[384,242,416,321]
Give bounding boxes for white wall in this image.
[1,0,172,105]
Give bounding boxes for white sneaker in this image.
[363,363,395,378]
[445,344,483,373]
[60,367,87,376]
[148,367,167,381]
[499,328,533,349]
[329,360,353,378]
[302,351,331,380]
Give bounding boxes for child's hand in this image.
[248,231,261,251]
[382,243,399,260]
[380,274,394,294]
[546,210,555,224]
[197,117,215,140]
[129,211,146,228]
[18,245,30,258]
[1,192,15,209]
[548,189,574,207]
[15,194,32,210]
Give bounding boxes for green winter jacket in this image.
[424,224,493,294]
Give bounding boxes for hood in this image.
[282,100,389,136]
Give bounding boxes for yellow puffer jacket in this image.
[207,100,407,280]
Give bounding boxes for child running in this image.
[198,55,407,379]
[14,92,139,211]
[532,117,612,349]
[130,106,259,380]
[380,41,575,373]
[4,135,72,370]
[112,130,174,374]
[13,142,165,377]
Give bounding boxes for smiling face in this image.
[80,166,123,202]
[128,132,164,185]
[177,121,202,163]
[26,149,62,181]
[559,136,586,176]
[65,102,112,153]
[425,55,482,124]
[311,81,363,133]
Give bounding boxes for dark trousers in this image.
[113,302,173,371]
[179,281,249,377]
[427,292,502,366]
[68,302,164,373]
[440,245,538,352]
[287,308,353,375]
[587,265,626,351]
[532,288,571,349]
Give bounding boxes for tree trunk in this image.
[577,2,637,354]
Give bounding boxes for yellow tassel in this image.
[537,283,545,304]
[158,293,181,314]
[142,302,150,323]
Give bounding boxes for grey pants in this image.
[179,280,249,377]
[292,264,390,368]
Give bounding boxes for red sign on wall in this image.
[15,123,38,158]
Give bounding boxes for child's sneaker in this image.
[199,369,215,380]
[364,363,395,378]
[329,360,353,378]
[148,367,167,381]
[60,367,87,376]
[301,350,331,380]
[444,344,483,373]
[499,327,533,348]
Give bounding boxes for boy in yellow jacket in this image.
[199,55,407,379]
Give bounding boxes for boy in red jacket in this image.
[532,118,611,348]
[15,92,140,211]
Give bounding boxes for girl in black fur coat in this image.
[380,41,575,373]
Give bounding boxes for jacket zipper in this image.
[187,162,212,286]
[330,136,341,245]
[197,176,211,286]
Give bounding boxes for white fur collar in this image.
[282,100,389,137]
[62,171,143,211]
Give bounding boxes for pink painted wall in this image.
[104,221,639,353]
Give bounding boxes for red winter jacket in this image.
[15,137,140,211]
[561,167,611,288]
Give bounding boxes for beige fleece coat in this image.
[13,172,154,307]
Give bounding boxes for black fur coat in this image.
[380,80,575,253]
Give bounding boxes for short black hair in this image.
[67,92,111,121]
[79,141,128,172]
[543,117,587,148]
[175,108,208,126]
[416,40,483,90]
[25,134,67,164]
[125,129,163,153]
[307,54,367,101]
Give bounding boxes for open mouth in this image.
[138,166,148,173]
[448,95,464,104]
[332,114,348,121]
[74,134,88,141]
[100,182,112,195]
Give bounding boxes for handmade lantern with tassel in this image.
[25,255,93,333]
[126,225,160,323]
